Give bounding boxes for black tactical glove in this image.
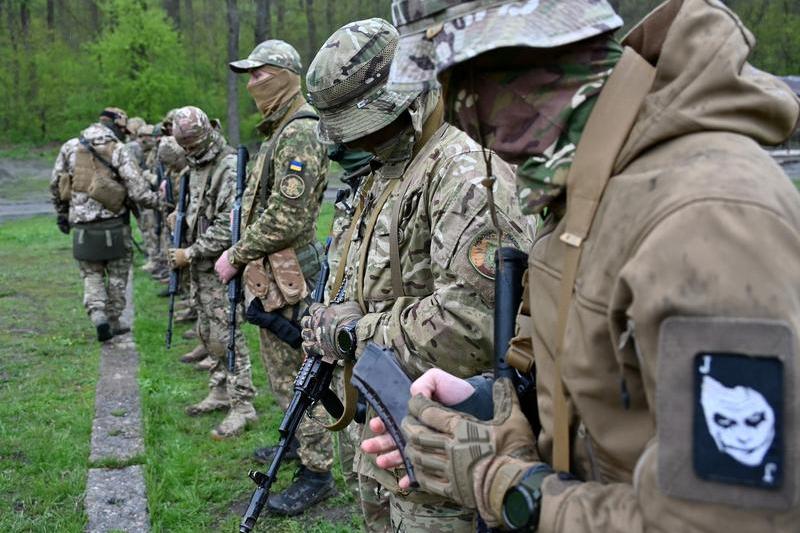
[57,215,70,234]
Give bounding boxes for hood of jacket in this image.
[616,0,800,170]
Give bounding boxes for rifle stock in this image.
[240,238,335,533]
[165,170,189,349]
[227,146,249,373]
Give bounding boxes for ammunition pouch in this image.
[242,241,322,312]
[88,173,127,213]
[245,298,302,348]
[58,173,71,202]
[72,217,130,261]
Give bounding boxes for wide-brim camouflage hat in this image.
[307,18,420,144]
[230,39,302,74]
[388,0,623,92]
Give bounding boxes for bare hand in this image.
[214,249,239,283]
[361,368,475,489]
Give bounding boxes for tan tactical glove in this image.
[300,302,363,361]
[402,378,539,527]
[168,247,192,270]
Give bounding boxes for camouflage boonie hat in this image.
[388,0,623,92]
[229,39,302,74]
[127,117,146,136]
[172,106,214,152]
[306,18,419,144]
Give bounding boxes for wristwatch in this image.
[502,463,553,531]
[335,321,358,358]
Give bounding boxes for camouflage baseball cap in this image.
[172,106,214,153]
[138,124,155,137]
[306,18,419,144]
[388,0,623,92]
[100,107,128,130]
[229,39,302,74]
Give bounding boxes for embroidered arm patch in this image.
[657,317,796,510]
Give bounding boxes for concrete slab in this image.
[85,466,150,533]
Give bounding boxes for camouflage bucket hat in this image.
[172,106,213,153]
[230,39,302,74]
[306,18,419,144]
[388,0,623,92]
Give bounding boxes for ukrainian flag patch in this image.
[289,160,304,172]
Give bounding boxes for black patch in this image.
[693,353,783,490]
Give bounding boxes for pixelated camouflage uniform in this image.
[57,123,161,328]
[307,17,532,531]
[226,94,333,472]
[177,116,256,410]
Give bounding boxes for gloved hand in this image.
[56,214,70,234]
[300,302,364,360]
[402,378,539,527]
[166,211,177,232]
[168,247,192,269]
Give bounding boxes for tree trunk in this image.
[46,0,55,31]
[304,0,317,65]
[276,0,285,40]
[255,0,271,44]
[184,0,194,64]
[164,0,180,27]
[325,0,334,36]
[226,0,241,146]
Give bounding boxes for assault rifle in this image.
[227,146,249,373]
[165,169,189,349]
[240,238,342,533]
[154,162,166,238]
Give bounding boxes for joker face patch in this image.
[694,353,782,489]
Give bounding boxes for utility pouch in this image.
[73,217,129,261]
[267,248,308,305]
[58,173,72,202]
[243,247,309,312]
[88,173,127,213]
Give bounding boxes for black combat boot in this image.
[266,466,335,516]
[96,322,113,342]
[253,437,300,464]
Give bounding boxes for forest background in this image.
[1,0,798,148]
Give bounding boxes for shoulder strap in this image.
[259,111,320,207]
[79,136,120,179]
[388,174,416,298]
[550,48,655,473]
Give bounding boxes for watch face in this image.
[502,485,537,530]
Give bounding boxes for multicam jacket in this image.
[229,99,328,268]
[184,143,238,262]
[64,123,160,225]
[50,137,80,216]
[340,123,532,380]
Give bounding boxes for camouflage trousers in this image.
[190,261,255,405]
[258,326,334,472]
[139,208,162,263]
[355,413,476,532]
[77,247,132,328]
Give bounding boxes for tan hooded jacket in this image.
[528,1,800,531]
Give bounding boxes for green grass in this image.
[0,142,61,161]
[134,200,360,532]
[0,216,97,533]
[0,174,52,201]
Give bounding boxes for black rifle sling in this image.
[258,111,320,208]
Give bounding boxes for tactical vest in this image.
[73,138,117,193]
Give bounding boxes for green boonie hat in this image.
[306,18,419,144]
[388,0,623,92]
[229,39,302,74]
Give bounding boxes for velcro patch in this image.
[657,317,796,510]
[467,230,519,280]
[279,174,305,199]
[288,159,304,172]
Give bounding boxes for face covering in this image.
[370,125,416,167]
[448,35,622,215]
[247,65,301,119]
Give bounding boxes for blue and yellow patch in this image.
[289,160,304,173]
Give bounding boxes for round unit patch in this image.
[279,174,305,199]
[468,230,519,280]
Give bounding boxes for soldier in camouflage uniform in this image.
[360,2,800,533]
[136,123,165,275]
[169,106,258,440]
[51,107,162,341]
[215,39,335,515]
[301,19,531,532]
[125,117,146,165]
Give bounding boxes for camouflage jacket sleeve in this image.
[229,118,327,266]
[113,144,161,210]
[50,141,72,215]
[189,155,236,259]
[356,151,531,379]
